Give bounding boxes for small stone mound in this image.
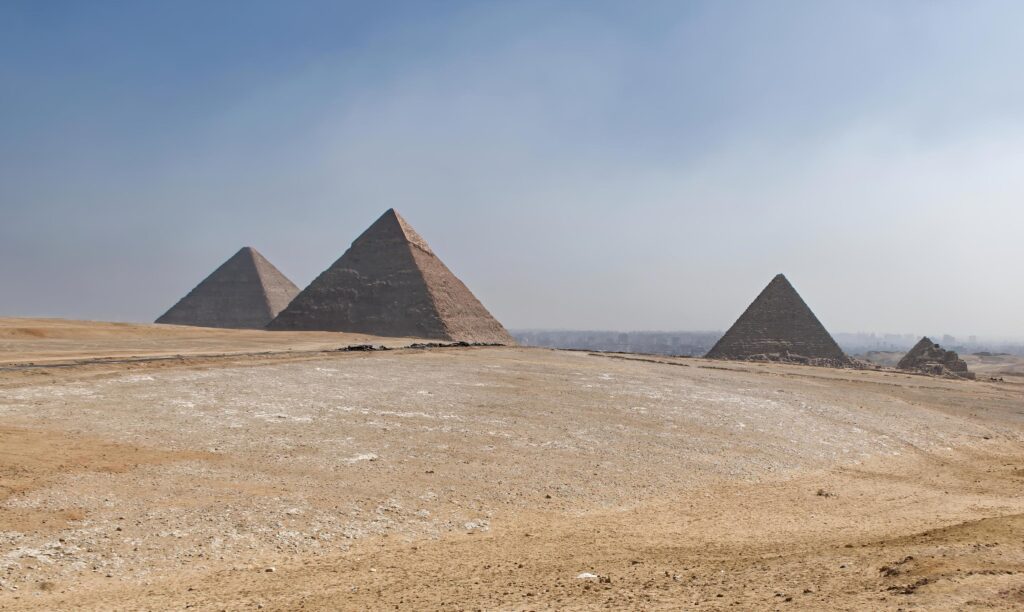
[729,352,854,369]
[896,337,975,379]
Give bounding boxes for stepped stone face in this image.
[897,337,974,379]
[267,209,513,344]
[706,274,850,366]
[156,247,299,329]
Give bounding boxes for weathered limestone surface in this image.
[156,247,299,329]
[897,337,975,379]
[705,274,850,366]
[267,209,513,344]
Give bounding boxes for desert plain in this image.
[1,318,1023,610]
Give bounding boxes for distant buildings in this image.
[513,329,1024,358]
[511,330,720,356]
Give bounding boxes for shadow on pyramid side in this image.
[705,274,850,367]
[156,247,299,329]
[267,209,514,344]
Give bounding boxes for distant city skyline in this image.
[510,329,1024,358]
[2,1,1023,338]
[510,329,1021,346]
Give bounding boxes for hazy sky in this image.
[2,1,1022,338]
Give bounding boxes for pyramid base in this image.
[708,351,854,369]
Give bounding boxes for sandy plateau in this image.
[1,320,1023,610]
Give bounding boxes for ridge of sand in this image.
[0,318,414,366]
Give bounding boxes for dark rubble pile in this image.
[896,337,975,379]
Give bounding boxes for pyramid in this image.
[705,274,849,365]
[897,337,974,379]
[156,247,299,329]
[267,209,513,344]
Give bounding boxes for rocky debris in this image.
[156,247,299,329]
[731,352,853,368]
[705,274,850,367]
[267,209,514,344]
[897,337,975,379]
[886,576,932,594]
[407,341,503,349]
[337,341,504,352]
[337,344,392,352]
[879,556,914,577]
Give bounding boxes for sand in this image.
[0,318,423,366]
[1,319,1023,610]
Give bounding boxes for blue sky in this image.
[2,1,1023,338]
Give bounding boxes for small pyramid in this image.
[897,337,974,378]
[706,274,849,364]
[156,247,299,329]
[267,209,513,344]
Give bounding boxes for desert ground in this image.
[1,319,1023,610]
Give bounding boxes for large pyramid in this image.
[267,209,513,344]
[705,274,849,364]
[156,247,299,329]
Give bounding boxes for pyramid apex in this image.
[360,208,432,254]
[367,207,407,228]
[761,274,796,294]
[379,208,408,223]
[233,246,274,266]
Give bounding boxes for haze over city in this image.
[2,1,1022,339]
